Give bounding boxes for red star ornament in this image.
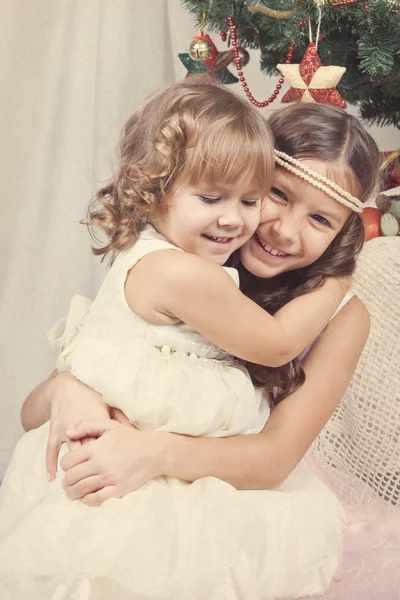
[278,43,347,108]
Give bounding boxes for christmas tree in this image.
[181,0,400,128]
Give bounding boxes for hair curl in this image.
[87,80,274,263]
[238,103,381,405]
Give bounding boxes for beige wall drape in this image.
[1,0,399,478]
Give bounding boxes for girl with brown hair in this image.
[0,92,380,599]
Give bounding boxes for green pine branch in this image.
[181,0,400,128]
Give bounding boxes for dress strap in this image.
[332,290,355,319]
[114,224,183,274]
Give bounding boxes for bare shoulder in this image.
[329,296,370,340]
[347,296,370,324]
[311,295,370,369]
[315,275,352,295]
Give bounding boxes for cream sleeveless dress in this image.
[0,225,345,600]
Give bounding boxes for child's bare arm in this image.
[126,251,349,367]
[272,275,350,349]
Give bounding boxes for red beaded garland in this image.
[331,0,362,6]
[226,15,295,108]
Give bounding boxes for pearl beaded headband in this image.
[274,150,364,213]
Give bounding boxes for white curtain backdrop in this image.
[1,0,399,478]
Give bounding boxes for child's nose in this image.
[217,208,243,229]
[272,214,299,242]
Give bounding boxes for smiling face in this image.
[151,176,264,265]
[240,160,351,278]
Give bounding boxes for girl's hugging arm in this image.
[126,250,351,368]
[21,368,59,432]
[159,295,370,489]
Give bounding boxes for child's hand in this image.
[45,373,110,481]
[61,420,167,505]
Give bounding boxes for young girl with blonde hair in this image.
[0,84,381,599]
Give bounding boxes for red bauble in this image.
[361,207,382,241]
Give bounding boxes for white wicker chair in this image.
[312,236,400,505]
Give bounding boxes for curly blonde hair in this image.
[88,80,274,262]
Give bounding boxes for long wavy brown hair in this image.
[238,103,381,405]
[87,80,274,263]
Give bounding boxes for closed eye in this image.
[200,196,220,204]
[312,214,331,227]
[270,187,287,201]
[242,199,259,207]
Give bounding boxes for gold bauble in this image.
[236,47,250,67]
[189,36,213,61]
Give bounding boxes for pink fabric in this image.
[302,457,400,599]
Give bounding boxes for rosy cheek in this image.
[259,209,273,226]
[307,237,330,260]
[260,199,282,223]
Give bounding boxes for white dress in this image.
[0,225,345,600]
